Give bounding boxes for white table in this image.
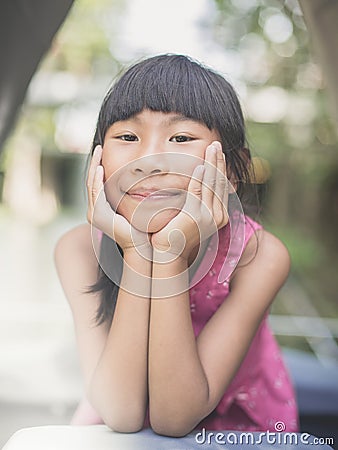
[2,425,334,449]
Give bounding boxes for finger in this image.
[87,146,103,208]
[92,165,104,206]
[213,143,225,203]
[201,143,217,211]
[213,143,228,224]
[185,164,205,211]
[90,164,110,229]
[87,146,103,187]
[188,164,205,196]
[222,156,230,217]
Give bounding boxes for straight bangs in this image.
[94,54,244,152]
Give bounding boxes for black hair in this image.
[88,54,259,325]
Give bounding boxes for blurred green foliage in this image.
[266,223,325,271]
[42,0,122,74]
[212,0,338,317]
[2,0,338,317]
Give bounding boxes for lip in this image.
[126,188,182,200]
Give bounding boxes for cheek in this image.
[101,150,128,205]
[104,183,120,212]
[101,144,132,180]
[101,151,118,181]
[103,168,124,211]
[171,155,204,185]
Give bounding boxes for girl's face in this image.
[101,109,220,233]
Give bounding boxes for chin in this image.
[130,208,180,233]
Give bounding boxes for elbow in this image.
[88,390,146,433]
[106,421,144,434]
[88,380,146,433]
[150,415,196,438]
[149,392,210,437]
[149,387,211,437]
[104,412,145,433]
[151,421,192,438]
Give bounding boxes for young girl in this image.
[55,54,299,436]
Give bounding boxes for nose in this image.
[131,153,169,176]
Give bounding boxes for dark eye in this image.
[118,134,138,142]
[171,135,193,143]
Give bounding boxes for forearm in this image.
[89,247,152,431]
[149,251,210,436]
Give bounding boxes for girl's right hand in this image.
[86,145,151,254]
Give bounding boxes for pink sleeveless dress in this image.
[186,215,299,432]
[72,216,299,432]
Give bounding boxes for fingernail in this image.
[197,165,205,174]
[94,145,102,155]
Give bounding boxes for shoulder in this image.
[55,222,92,250]
[55,226,109,392]
[54,223,95,263]
[240,220,290,271]
[231,228,291,300]
[54,224,99,307]
[254,229,291,274]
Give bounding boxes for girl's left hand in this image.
[151,141,229,262]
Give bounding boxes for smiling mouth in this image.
[126,189,182,201]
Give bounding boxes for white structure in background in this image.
[111,0,217,62]
[106,0,245,90]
